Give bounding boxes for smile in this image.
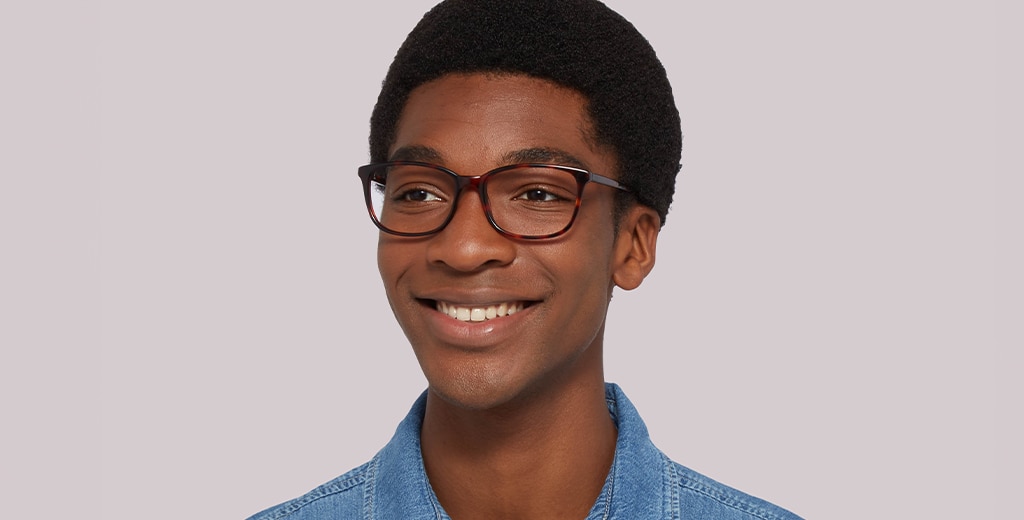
[435,300,526,322]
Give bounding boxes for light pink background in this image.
[1,1,1017,519]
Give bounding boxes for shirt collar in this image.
[372,383,664,519]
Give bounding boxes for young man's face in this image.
[377,73,655,411]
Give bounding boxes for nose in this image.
[425,188,516,272]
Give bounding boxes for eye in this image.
[396,188,442,202]
[516,188,562,202]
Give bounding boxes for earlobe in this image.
[612,206,660,291]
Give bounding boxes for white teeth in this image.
[435,301,526,322]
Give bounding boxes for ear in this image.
[611,205,660,291]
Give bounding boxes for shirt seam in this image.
[262,465,371,519]
[363,455,379,520]
[675,468,791,520]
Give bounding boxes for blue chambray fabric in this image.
[248,384,802,520]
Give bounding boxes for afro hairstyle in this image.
[369,0,681,226]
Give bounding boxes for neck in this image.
[420,374,616,520]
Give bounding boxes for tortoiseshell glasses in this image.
[358,161,631,239]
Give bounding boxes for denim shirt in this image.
[248,384,802,520]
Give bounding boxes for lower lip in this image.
[423,304,534,349]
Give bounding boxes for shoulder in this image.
[667,458,803,520]
[246,459,375,520]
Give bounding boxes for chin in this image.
[426,371,537,412]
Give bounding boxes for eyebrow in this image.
[501,148,588,170]
[389,145,443,163]
[388,145,590,171]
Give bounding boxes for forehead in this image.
[389,73,613,172]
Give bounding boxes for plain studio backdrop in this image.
[0,1,1017,519]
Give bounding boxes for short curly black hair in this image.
[370,0,681,226]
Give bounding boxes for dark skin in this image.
[378,73,660,519]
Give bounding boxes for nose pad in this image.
[425,188,515,271]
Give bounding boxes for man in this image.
[249,1,801,518]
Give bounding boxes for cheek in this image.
[563,216,619,287]
[376,239,390,277]
[545,237,617,313]
[376,239,413,294]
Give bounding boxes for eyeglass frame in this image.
[357,161,632,239]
